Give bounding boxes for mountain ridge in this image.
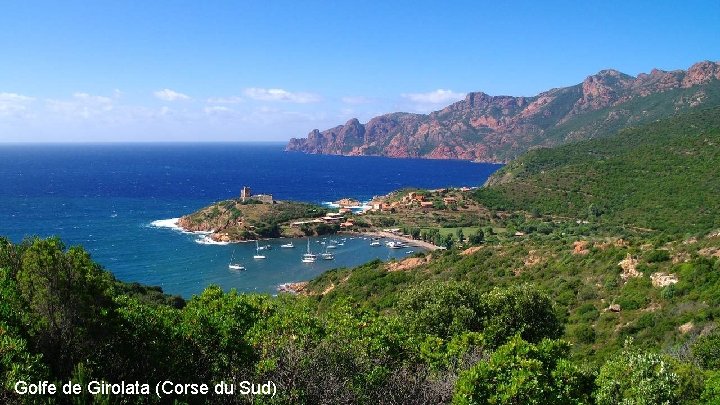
[286,61,720,162]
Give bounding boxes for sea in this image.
[0,143,502,298]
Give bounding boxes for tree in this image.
[453,336,593,404]
[15,237,115,377]
[456,228,465,243]
[410,228,421,240]
[468,230,484,244]
[396,281,482,339]
[692,332,720,370]
[702,371,720,405]
[480,284,562,348]
[595,343,680,405]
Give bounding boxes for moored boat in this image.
[253,240,266,259]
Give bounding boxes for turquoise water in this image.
[0,143,502,297]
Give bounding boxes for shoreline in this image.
[154,217,443,251]
[344,230,443,251]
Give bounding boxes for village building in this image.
[321,212,344,222]
[239,186,274,204]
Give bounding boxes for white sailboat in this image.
[321,245,334,260]
[253,240,266,259]
[302,238,316,263]
[228,250,245,270]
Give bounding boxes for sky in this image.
[0,0,718,142]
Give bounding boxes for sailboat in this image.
[253,240,266,259]
[320,245,335,260]
[228,250,245,270]
[302,238,316,263]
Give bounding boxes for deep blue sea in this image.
[0,143,501,297]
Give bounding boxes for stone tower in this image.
[240,186,251,202]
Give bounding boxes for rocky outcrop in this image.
[572,240,590,255]
[650,272,678,288]
[287,61,720,162]
[619,254,641,282]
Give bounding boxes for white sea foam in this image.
[195,235,230,245]
[150,218,213,235]
[322,200,371,212]
[150,218,181,229]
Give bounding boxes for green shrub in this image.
[595,344,680,405]
[453,336,593,404]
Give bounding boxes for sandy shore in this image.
[342,230,443,251]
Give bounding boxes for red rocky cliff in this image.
[286,61,720,162]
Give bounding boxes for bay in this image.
[0,143,501,297]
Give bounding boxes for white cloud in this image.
[401,89,466,104]
[206,96,244,104]
[72,92,113,105]
[341,96,372,105]
[204,106,232,115]
[243,87,320,103]
[0,92,35,117]
[154,88,191,101]
[46,92,115,119]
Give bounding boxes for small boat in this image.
[253,240,266,259]
[281,242,295,248]
[386,241,405,249]
[302,238,316,263]
[370,238,381,246]
[405,250,414,254]
[228,250,245,270]
[321,246,335,260]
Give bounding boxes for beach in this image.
[345,230,443,251]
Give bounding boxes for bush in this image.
[693,332,720,370]
[454,336,593,404]
[396,281,482,338]
[645,249,671,263]
[702,371,720,404]
[572,324,596,344]
[595,344,680,405]
[480,284,562,348]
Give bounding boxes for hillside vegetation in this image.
[3,108,720,403]
[479,106,720,235]
[178,199,331,242]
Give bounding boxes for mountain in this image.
[286,61,720,162]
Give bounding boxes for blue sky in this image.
[0,0,718,142]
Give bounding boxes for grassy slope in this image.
[305,108,720,364]
[480,106,720,236]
